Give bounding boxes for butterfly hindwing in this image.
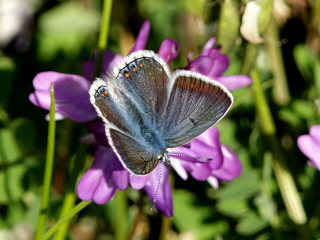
[107,128,159,175]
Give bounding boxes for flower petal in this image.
[86,120,109,147]
[202,38,216,52]
[207,176,219,189]
[130,174,151,190]
[189,162,212,181]
[77,167,105,202]
[111,157,130,190]
[158,39,180,62]
[298,128,320,170]
[93,178,117,204]
[30,72,97,122]
[310,125,320,143]
[77,147,120,204]
[130,20,151,53]
[170,157,188,180]
[186,56,213,76]
[145,165,173,217]
[211,145,243,181]
[207,52,230,77]
[240,1,264,44]
[215,75,252,90]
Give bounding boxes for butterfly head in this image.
[157,152,170,165]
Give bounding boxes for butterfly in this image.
[89,50,233,175]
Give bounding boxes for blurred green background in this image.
[1,0,320,239]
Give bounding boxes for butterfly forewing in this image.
[90,79,145,136]
[112,51,171,126]
[162,70,233,147]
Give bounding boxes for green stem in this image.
[115,191,128,240]
[251,68,310,239]
[314,59,320,97]
[94,0,113,78]
[160,216,172,240]
[242,43,260,76]
[53,192,76,240]
[41,201,91,240]
[265,18,291,105]
[35,84,56,240]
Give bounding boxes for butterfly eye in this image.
[95,86,109,98]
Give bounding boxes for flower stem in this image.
[160,216,172,240]
[41,201,91,240]
[265,18,291,105]
[315,59,320,97]
[251,68,310,239]
[35,84,56,240]
[53,192,76,240]
[94,0,113,77]
[115,191,128,240]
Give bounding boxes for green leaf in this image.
[174,189,229,239]
[7,202,25,226]
[293,44,316,82]
[216,119,238,148]
[236,212,268,235]
[0,56,15,107]
[0,164,27,203]
[278,108,303,128]
[291,100,316,120]
[10,118,35,154]
[0,128,22,163]
[217,199,249,217]
[254,194,278,224]
[37,1,99,61]
[216,171,260,200]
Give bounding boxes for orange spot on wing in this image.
[125,72,131,78]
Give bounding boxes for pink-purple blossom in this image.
[29,72,97,122]
[169,127,242,189]
[297,125,320,170]
[186,38,252,90]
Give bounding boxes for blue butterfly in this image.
[89,50,233,175]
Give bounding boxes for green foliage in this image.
[1,0,320,239]
[174,189,229,239]
[0,56,15,108]
[37,1,99,61]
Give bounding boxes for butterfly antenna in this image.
[150,160,164,211]
[169,152,212,161]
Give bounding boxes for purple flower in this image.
[186,38,252,90]
[297,125,320,170]
[77,146,129,204]
[169,127,243,188]
[29,72,96,122]
[158,39,180,62]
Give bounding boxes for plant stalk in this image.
[35,84,56,240]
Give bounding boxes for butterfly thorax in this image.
[139,125,167,155]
